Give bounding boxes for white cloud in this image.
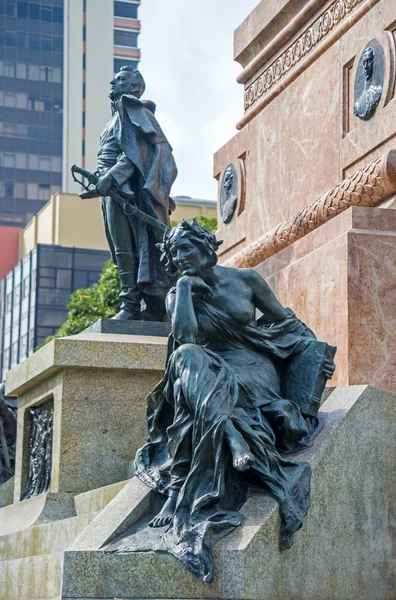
[139,0,259,200]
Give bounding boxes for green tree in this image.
[171,215,218,232]
[39,259,120,347]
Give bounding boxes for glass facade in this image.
[114,29,138,48]
[114,58,139,73]
[114,1,138,20]
[0,244,110,381]
[0,0,64,227]
[113,0,140,74]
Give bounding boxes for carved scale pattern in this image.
[230,152,396,269]
[244,0,364,112]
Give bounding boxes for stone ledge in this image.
[0,493,76,537]
[234,0,325,71]
[5,332,168,397]
[85,319,171,337]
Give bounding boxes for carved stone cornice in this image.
[237,0,380,130]
[225,150,396,269]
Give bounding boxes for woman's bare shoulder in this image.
[216,265,258,279]
[216,266,263,286]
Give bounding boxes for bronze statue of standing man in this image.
[95,66,177,321]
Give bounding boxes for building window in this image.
[17,2,29,18]
[4,181,14,196]
[16,63,27,78]
[16,153,27,169]
[17,32,26,48]
[53,7,63,22]
[26,183,51,200]
[114,30,138,48]
[5,292,13,314]
[29,34,40,52]
[16,92,28,109]
[11,341,18,365]
[26,64,62,83]
[114,58,138,73]
[5,32,17,47]
[38,184,50,200]
[41,36,53,52]
[56,270,72,289]
[114,1,138,19]
[14,286,21,307]
[4,62,16,77]
[22,277,30,299]
[41,6,52,21]
[51,156,62,172]
[28,155,39,170]
[51,67,62,83]
[1,91,27,109]
[14,182,27,197]
[3,349,10,371]
[39,156,51,172]
[4,2,17,17]
[40,66,49,82]
[4,93,16,108]
[20,334,28,358]
[29,3,40,19]
[28,64,39,80]
[3,153,16,168]
[29,95,42,111]
[27,183,39,200]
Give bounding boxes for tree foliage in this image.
[39,216,218,347]
[39,259,120,347]
[171,215,218,233]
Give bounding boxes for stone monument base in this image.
[5,331,167,502]
[0,381,394,599]
[60,385,396,600]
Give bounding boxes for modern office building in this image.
[0,0,141,226]
[0,243,110,381]
[0,190,110,381]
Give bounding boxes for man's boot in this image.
[112,253,142,320]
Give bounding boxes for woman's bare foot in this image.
[149,493,178,528]
[225,420,254,472]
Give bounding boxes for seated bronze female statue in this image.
[134,219,335,581]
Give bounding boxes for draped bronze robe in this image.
[134,295,317,581]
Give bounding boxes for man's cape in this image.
[116,94,177,221]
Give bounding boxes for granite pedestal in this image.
[4,331,167,505]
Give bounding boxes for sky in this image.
[138,0,260,201]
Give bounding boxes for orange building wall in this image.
[0,226,22,280]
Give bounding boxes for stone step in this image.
[0,552,64,600]
[74,479,129,516]
[0,512,97,561]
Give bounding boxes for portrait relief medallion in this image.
[220,163,238,224]
[353,39,385,121]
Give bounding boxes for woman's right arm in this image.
[167,276,212,345]
[168,278,199,345]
